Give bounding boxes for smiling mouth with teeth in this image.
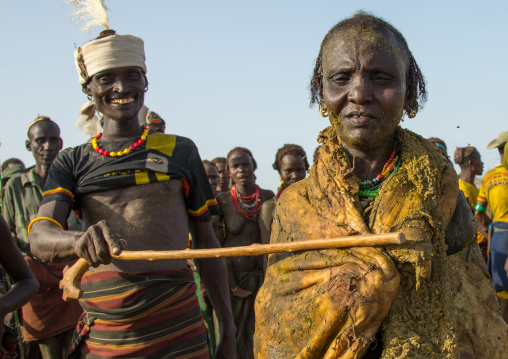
[110,98,134,104]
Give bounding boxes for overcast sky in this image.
[1,0,506,191]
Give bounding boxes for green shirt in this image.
[2,166,80,257]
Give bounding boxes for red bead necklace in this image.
[92,126,149,157]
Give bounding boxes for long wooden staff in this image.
[60,232,405,301]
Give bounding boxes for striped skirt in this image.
[69,268,209,358]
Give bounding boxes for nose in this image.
[347,75,372,104]
[113,78,128,93]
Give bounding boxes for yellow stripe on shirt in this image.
[188,198,218,217]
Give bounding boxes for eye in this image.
[330,72,351,85]
[97,75,114,84]
[127,72,141,81]
[371,72,393,84]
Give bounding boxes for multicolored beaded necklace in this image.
[358,141,401,201]
[230,184,262,221]
[92,126,149,157]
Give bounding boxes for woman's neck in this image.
[343,139,395,180]
[236,183,255,196]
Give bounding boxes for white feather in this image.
[75,115,102,137]
[65,0,109,33]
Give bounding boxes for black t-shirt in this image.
[41,133,218,221]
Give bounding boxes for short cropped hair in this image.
[272,144,309,172]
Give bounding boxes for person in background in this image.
[475,131,508,322]
[2,117,82,359]
[0,215,39,358]
[212,157,231,193]
[214,147,274,359]
[202,160,220,196]
[429,137,454,166]
[1,159,25,190]
[454,146,487,259]
[259,144,309,270]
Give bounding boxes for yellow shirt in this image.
[458,179,479,208]
[459,179,486,244]
[478,164,508,223]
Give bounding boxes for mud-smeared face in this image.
[322,30,408,151]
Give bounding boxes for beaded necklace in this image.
[358,141,401,200]
[92,126,149,157]
[230,184,262,221]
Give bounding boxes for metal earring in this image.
[87,94,93,101]
[407,105,419,119]
[319,105,328,118]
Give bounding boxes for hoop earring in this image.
[407,105,419,119]
[319,105,328,118]
[144,86,149,93]
[87,94,93,101]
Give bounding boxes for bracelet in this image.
[27,217,63,234]
[475,204,487,213]
[230,285,239,292]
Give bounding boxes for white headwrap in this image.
[74,32,146,85]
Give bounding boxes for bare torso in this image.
[216,189,274,272]
[81,180,189,273]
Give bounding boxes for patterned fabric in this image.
[41,133,218,221]
[69,268,209,359]
[21,257,82,341]
[145,112,166,133]
[231,266,263,359]
[478,164,508,223]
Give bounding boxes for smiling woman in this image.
[254,11,508,359]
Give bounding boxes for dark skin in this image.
[215,162,230,192]
[458,151,486,239]
[29,66,237,358]
[458,151,483,186]
[204,163,220,193]
[0,216,39,352]
[475,149,507,277]
[322,31,407,180]
[215,151,274,297]
[260,154,307,270]
[279,154,307,186]
[25,121,63,188]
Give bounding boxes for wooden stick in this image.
[60,232,405,301]
[112,232,405,260]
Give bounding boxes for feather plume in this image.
[65,0,109,33]
[76,101,102,137]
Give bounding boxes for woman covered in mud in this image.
[254,12,508,359]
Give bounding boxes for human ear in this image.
[25,140,32,152]
[58,138,64,151]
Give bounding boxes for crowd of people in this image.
[1,6,508,359]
